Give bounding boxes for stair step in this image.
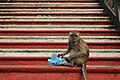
[0,3,100,7]
[0,9,104,13]
[0,7,101,9]
[0,0,98,3]
[0,42,120,49]
[0,30,119,36]
[0,36,119,42]
[0,20,112,25]
[0,65,119,80]
[0,12,108,16]
[0,25,114,28]
[0,65,119,73]
[0,25,114,30]
[0,56,119,66]
[0,18,109,21]
[0,16,109,19]
[1,26,115,30]
[0,49,119,57]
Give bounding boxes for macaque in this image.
[59,30,89,80]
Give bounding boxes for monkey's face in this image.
[69,31,80,44]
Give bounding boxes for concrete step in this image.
[0,19,109,22]
[0,56,119,66]
[0,65,119,80]
[1,65,119,73]
[0,3,100,7]
[0,36,119,42]
[0,30,119,36]
[0,16,109,19]
[0,49,119,57]
[0,12,108,16]
[0,0,98,3]
[0,9,104,12]
[0,20,112,25]
[0,25,114,28]
[0,26,115,30]
[0,6,101,9]
[0,42,120,49]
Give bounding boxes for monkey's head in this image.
[69,31,80,44]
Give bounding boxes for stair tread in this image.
[0,56,119,66]
[0,65,120,73]
[0,36,119,42]
[0,42,120,49]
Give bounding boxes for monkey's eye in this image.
[75,35,78,37]
[70,34,74,37]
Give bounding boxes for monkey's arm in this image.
[63,48,71,56]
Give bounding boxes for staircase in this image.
[0,0,120,80]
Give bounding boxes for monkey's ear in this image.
[69,32,73,35]
[77,32,80,36]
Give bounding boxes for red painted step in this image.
[0,42,120,49]
[0,71,119,80]
[0,7,102,9]
[0,65,119,80]
[0,0,98,3]
[0,65,120,73]
[0,12,108,16]
[0,20,112,25]
[0,30,119,36]
[0,57,119,66]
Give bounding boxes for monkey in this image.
[59,30,89,80]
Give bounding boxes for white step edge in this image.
[0,25,113,27]
[0,3,100,7]
[0,9,104,12]
[0,12,105,14]
[1,36,119,38]
[0,16,109,19]
[0,3,100,5]
[0,27,114,30]
[0,18,109,21]
[0,36,119,42]
[0,49,119,57]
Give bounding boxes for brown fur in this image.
[61,30,89,80]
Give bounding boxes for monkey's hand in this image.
[58,54,64,58]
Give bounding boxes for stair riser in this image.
[0,9,103,13]
[0,30,119,36]
[0,7,102,9]
[0,60,119,66]
[0,19,109,22]
[0,72,119,80]
[0,0,98,3]
[0,21,112,25]
[0,65,120,73]
[0,57,119,66]
[0,42,120,49]
[0,12,108,16]
[0,16,109,19]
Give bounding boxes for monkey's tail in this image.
[82,63,88,80]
